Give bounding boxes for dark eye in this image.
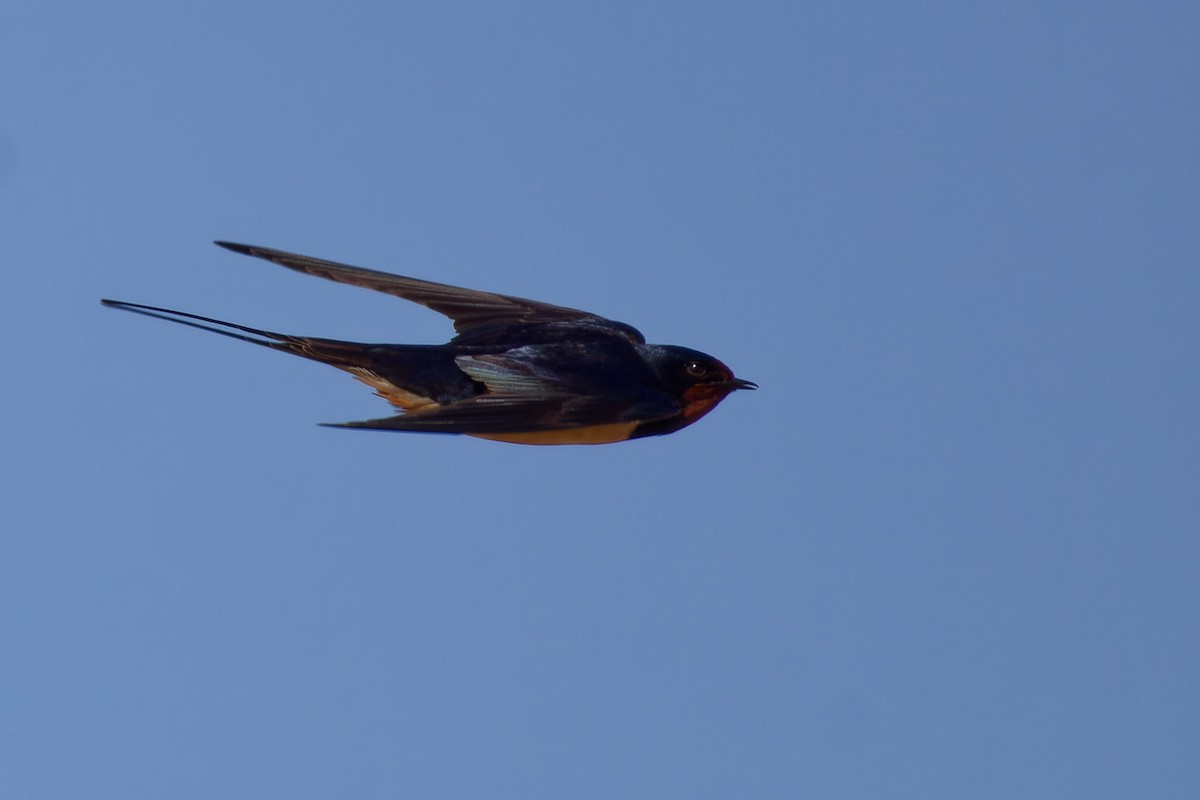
[685,360,709,377]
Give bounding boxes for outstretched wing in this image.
[214,241,644,345]
[324,394,675,445]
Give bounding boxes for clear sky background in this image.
[2,2,1197,798]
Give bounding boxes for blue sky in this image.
[2,2,1198,798]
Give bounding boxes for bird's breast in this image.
[468,421,639,445]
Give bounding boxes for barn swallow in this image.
[102,242,756,445]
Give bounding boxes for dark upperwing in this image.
[213,241,646,347]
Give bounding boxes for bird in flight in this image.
[102,242,756,445]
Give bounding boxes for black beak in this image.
[726,378,758,391]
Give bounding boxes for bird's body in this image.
[102,242,755,444]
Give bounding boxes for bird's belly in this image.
[469,422,639,445]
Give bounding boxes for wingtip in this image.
[317,421,375,431]
[213,240,254,255]
[317,417,457,434]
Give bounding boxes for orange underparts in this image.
[470,422,639,446]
